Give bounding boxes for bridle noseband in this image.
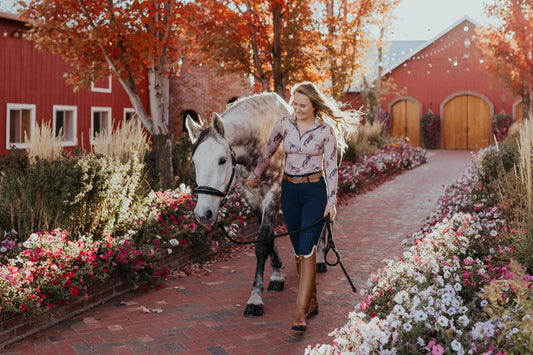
[193,147,237,207]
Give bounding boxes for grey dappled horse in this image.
[186,92,327,317]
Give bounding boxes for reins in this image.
[218,215,357,293]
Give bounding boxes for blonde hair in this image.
[290,81,361,154]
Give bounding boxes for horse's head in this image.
[186,112,235,226]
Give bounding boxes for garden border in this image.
[0,223,258,349]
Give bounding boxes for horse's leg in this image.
[266,236,284,291]
[316,227,328,273]
[243,223,271,317]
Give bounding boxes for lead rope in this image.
[218,214,357,293]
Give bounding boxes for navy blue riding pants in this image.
[281,173,327,256]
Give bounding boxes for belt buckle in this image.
[295,176,304,183]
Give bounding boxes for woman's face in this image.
[292,92,315,121]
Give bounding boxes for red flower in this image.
[64,280,72,288]
[70,286,79,296]
[20,304,27,312]
[140,284,148,291]
[58,299,66,306]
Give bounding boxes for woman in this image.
[245,81,360,331]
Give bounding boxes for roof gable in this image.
[385,14,480,74]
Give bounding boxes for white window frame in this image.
[90,107,112,144]
[53,105,78,146]
[6,103,36,150]
[123,108,141,129]
[90,75,112,93]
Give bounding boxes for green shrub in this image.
[0,150,150,243]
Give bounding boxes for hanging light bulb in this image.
[464,22,469,32]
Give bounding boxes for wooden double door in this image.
[443,95,491,149]
[391,99,420,147]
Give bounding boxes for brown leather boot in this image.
[292,246,317,331]
[295,255,319,319]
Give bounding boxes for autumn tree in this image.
[194,0,324,98]
[319,0,400,102]
[20,0,197,187]
[475,0,533,119]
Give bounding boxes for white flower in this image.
[167,249,172,254]
[0,246,6,253]
[437,315,449,327]
[451,339,464,354]
[169,239,179,246]
[413,310,427,322]
[403,322,412,332]
[458,315,470,327]
[417,337,425,347]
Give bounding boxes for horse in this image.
[186,92,327,317]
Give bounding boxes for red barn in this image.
[0,10,149,155]
[349,16,523,149]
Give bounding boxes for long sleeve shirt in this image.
[253,115,338,205]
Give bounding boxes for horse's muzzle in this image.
[194,207,218,226]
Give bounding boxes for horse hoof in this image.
[317,263,327,273]
[267,280,285,292]
[244,303,264,317]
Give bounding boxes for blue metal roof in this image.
[0,0,19,14]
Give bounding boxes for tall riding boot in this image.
[292,246,317,331]
[295,254,318,319]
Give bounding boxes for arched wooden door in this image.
[516,102,524,123]
[391,99,420,146]
[443,95,491,149]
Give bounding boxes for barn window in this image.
[6,103,35,150]
[91,107,112,144]
[91,75,112,93]
[124,108,141,129]
[53,105,77,146]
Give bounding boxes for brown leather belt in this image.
[283,172,323,184]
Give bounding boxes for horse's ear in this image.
[211,113,225,137]
[185,115,203,144]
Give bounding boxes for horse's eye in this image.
[219,157,227,165]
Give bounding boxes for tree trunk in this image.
[522,80,531,120]
[152,133,174,187]
[148,56,174,188]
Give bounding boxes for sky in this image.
[387,0,492,41]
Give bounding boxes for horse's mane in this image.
[222,92,283,119]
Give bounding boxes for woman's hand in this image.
[245,173,260,188]
[324,204,336,221]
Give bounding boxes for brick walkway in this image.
[2,150,473,355]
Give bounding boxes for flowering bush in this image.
[338,141,426,194]
[421,112,441,149]
[0,184,252,317]
[492,113,513,142]
[308,146,533,354]
[0,229,110,316]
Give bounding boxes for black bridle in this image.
[193,148,237,207]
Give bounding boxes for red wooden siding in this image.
[378,18,520,149]
[1,14,149,155]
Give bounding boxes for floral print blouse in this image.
[253,114,338,205]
